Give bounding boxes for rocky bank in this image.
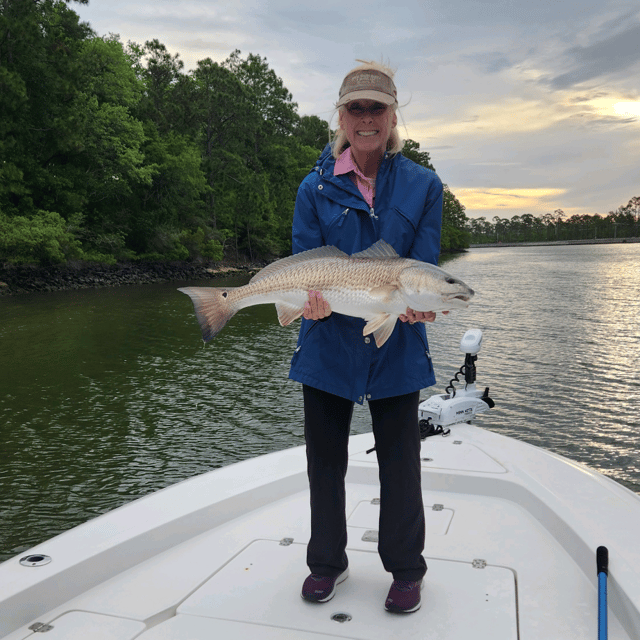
[0,260,263,296]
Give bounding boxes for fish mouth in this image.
[445,291,474,303]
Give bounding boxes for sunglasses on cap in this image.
[345,102,389,117]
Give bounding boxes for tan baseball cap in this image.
[336,69,397,107]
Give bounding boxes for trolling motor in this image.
[419,329,495,438]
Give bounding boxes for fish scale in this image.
[179,240,474,347]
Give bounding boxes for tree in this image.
[401,139,435,171]
[133,39,185,134]
[189,58,258,234]
[620,196,640,239]
[400,140,468,251]
[294,115,330,153]
[441,186,469,250]
[520,213,535,241]
[223,50,299,155]
[0,0,94,217]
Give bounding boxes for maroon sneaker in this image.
[384,579,423,613]
[301,568,349,602]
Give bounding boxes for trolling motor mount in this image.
[419,329,495,432]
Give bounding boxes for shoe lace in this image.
[393,580,417,592]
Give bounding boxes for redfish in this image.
[179,240,474,347]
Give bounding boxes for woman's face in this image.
[339,99,397,159]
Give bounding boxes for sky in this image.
[74,0,640,220]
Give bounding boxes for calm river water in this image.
[1,244,639,562]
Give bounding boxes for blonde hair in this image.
[330,60,403,159]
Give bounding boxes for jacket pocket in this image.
[409,323,431,359]
[295,318,322,351]
[325,207,351,236]
[378,206,420,256]
[392,205,419,233]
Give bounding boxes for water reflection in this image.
[434,244,640,482]
[1,244,639,562]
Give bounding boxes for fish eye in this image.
[445,277,459,285]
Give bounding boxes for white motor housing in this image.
[419,388,492,428]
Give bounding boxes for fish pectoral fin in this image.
[363,313,391,335]
[373,316,399,348]
[363,313,398,347]
[276,302,304,326]
[368,284,398,303]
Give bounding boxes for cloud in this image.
[549,23,640,89]
[471,162,522,167]
[460,51,514,75]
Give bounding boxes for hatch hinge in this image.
[29,622,53,633]
[432,504,444,511]
[472,559,487,569]
[279,537,294,546]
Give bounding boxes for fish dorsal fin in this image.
[250,245,348,283]
[351,239,399,260]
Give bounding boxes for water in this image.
[1,244,639,562]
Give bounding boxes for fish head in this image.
[398,264,475,312]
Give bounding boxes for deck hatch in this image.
[27,612,144,639]
[352,439,507,473]
[348,500,454,536]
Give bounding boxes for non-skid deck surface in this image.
[139,539,518,639]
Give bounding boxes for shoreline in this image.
[470,237,640,248]
[0,248,466,296]
[4,238,637,296]
[0,260,263,296]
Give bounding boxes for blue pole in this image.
[597,546,608,640]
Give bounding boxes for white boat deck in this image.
[1,425,639,639]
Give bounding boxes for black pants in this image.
[303,385,427,582]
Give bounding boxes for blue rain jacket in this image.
[288,145,444,403]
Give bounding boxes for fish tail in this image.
[178,287,238,342]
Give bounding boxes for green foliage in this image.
[441,186,470,251]
[0,2,472,266]
[401,139,436,172]
[178,227,224,261]
[294,115,329,153]
[467,197,640,244]
[0,210,82,264]
[401,140,469,252]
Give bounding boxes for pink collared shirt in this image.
[334,148,375,208]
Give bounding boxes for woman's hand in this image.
[399,308,449,323]
[303,290,332,320]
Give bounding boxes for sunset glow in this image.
[454,188,567,213]
[613,102,640,117]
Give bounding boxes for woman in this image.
[290,61,445,614]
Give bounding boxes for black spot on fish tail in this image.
[178,287,237,342]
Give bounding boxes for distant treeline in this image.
[467,200,640,245]
[0,0,469,267]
